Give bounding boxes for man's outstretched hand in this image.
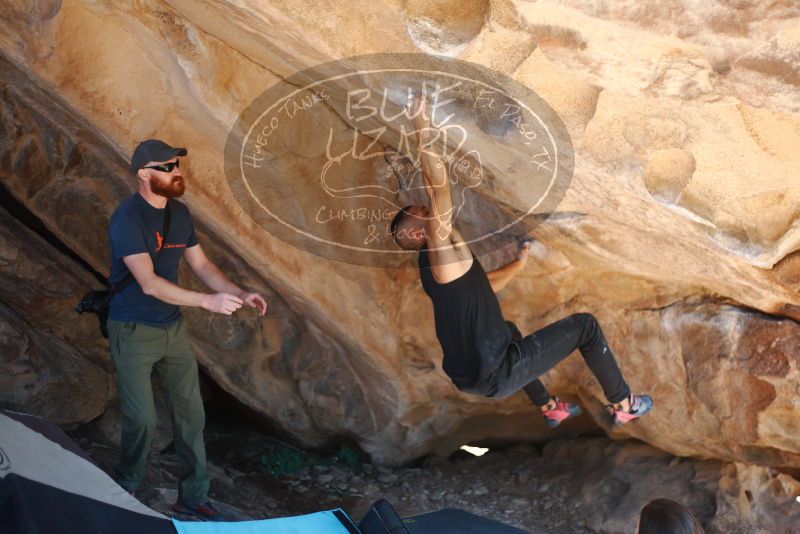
[240,291,268,316]
[201,291,267,316]
[202,293,244,315]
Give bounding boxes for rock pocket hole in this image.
[404,0,489,56]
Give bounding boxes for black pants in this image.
[466,313,631,407]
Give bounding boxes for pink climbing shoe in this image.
[541,397,583,428]
[607,394,654,426]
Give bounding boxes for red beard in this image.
[150,175,185,198]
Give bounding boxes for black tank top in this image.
[418,246,512,389]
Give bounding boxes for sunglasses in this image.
[143,159,180,173]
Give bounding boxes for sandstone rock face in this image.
[0,205,113,424]
[0,0,799,477]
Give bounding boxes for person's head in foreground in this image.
[638,499,704,534]
[390,205,430,250]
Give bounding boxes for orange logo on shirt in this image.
[155,230,186,252]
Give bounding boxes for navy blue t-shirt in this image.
[108,192,198,326]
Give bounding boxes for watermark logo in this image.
[225,53,573,267]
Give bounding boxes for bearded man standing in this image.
[107,139,267,520]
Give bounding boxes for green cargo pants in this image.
[108,316,210,505]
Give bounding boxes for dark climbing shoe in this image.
[608,394,653,426]
[541,397,583,428]
[173,500,225,521]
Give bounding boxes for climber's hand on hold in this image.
[517,238,534,266]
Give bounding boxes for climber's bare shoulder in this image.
[426,227,473,284]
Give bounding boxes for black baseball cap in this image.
[130,139,187,174]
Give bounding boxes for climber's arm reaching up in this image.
[409,93,472,284]
[410,94,456,250]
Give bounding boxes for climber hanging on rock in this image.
[390,93,653,428]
